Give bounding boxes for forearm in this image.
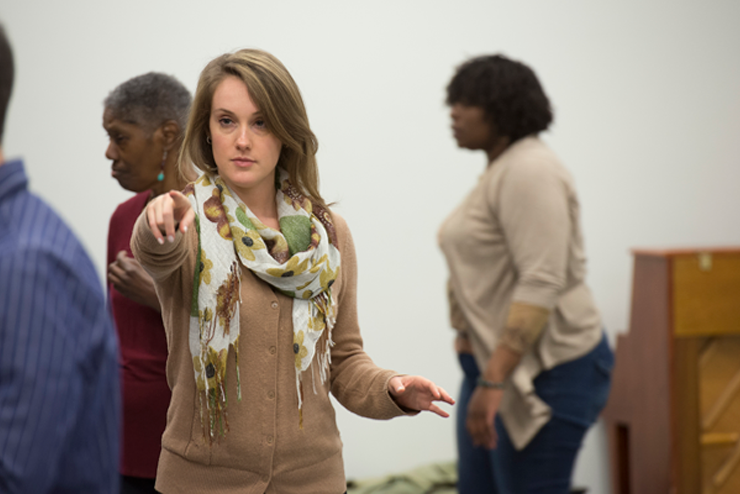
[499,301,549,354]
[484,302,550,382]
[482,343,522,383]
[331,355,407,419]
[328,301,408,418]
[328,213,412,419]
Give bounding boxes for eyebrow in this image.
[212,108,263,116]
[103,125,125,134]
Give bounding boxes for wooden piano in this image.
[603,248,740,494]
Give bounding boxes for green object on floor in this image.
[346,461,457,494]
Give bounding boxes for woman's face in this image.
[103,108,164,193]
[208,76,282,204]
[449,103,496,151]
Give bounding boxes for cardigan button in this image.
[267,390,275,400]
[271,301,278,309]
[269,346,276,355]
[266,435,274,445]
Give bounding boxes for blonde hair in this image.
[180,49,324,206]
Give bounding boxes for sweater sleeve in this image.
[496,157,569,310]
[328,214,409,420]
[493,156,570,352]
[130,208,193,283]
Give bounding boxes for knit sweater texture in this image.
[132,208,407,494]
[439,136,602,449]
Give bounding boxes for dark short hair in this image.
[0,25,14,144]
[104,72,191,135]
[446,54,553,142]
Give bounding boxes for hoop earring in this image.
[206,136,212,145]
[157,150,167,182]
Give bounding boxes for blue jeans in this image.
[456,333,613,494]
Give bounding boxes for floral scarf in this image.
[183,168,341,440]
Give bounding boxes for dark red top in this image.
[107,191,170,479]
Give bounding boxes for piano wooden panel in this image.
[603,248,740,494]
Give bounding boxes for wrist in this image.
[476,376,505,390]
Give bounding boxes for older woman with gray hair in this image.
[102,72,192,494]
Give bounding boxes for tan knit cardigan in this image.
[132,209,408,494]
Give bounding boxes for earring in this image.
[158,150,167,182]
[207,136,212,145]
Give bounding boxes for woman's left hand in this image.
[466,386,503,449]
[388,375,455,417]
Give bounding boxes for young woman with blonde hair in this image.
[131,49,453,494]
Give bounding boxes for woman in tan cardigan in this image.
[439,54,613,493]
[131,49,453,494]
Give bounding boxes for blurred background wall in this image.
[3,1,739,492]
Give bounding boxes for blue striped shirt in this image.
[0,160,121,493]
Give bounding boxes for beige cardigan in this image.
[132,209,407,494]
[439,136,602,449]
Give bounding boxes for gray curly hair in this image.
[104,72,191,135]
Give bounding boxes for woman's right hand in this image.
[146,190,195,245]
[108,250,161,311]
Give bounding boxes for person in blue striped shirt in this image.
[0,24,121,493]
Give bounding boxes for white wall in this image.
[3,1,740,492]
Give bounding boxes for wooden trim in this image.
[702,433,739,447]
[673,337,702,494]
[631,247,740,257]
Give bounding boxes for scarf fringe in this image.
[318,292,337,385]
[200,373,230,443]
[198,261,242,442]
[295,290,337,428]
